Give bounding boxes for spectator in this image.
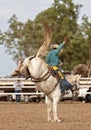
[13,79,23,103]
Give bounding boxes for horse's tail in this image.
[36,20,52,57]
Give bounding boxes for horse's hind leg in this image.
[46,96,52,122]
[53,96,61,122]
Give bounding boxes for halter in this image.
[26,55,51,82]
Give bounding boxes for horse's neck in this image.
[29,57,48,78]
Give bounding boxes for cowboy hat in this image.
[52,44,59,49]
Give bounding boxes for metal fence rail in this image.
[0,78,44,101]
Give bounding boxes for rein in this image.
[30,70,50,82]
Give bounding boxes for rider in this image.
[46,38,72,94]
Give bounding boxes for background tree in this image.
[0,30,4,44]
[35,0,81,42]
[3,15,45,62]
[0,0,90,71]
[35,0,87,70]
[81,15,91,64]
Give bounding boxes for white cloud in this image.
[0,1,53,19]
[0,0,53,31]
[73,0,91,17]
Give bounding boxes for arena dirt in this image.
[0,101,91,130]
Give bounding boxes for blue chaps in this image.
[60,77,72,93]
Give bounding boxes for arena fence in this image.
[0,77,91,101]
[77,77,91,98]
[78,78,91,88]
[0,78,44,102]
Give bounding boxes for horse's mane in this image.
[36,21,52,57]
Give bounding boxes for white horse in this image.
[12,55,81,122]
[11,22,80,122]
[12,56,62,122]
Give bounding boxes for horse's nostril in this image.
[15,69,19,73]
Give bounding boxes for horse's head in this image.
[11,57,23,76]
[66,74,81,92]
[66,74,81,84]
[11,55,48,79]
[11,57,31,77]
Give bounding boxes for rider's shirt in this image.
[46,42,64,66]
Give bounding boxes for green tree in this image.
[0,30,4,44]
[35,0,82,42]
[81,15,91,65]
[35,0,84,70]
[3,15,36,61]
[2,15,45,62]
[0,0,90,71]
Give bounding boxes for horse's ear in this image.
[11,57,24,77]
[79,74,81,78]
[18,57,24,64]
[16,57,24,70]
[76,74,81,81]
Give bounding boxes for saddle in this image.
[48,66,64,81]
[48,66,72,94]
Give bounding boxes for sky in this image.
[0,0,91,77]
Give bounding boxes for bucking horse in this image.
[11,21,80,122]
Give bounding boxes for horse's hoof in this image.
[47,119,51,122]
[57,119,61,123]
[58,119,63,123]
[54,119,63,123]
[47,119,54,123]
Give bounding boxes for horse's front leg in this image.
[46,96,53,122]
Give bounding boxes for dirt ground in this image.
[0,101,91,130]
